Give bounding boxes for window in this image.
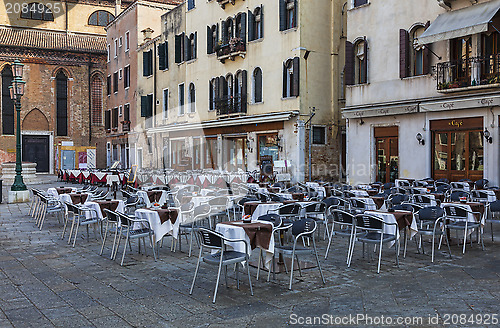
[124,65,130,88]
[410,27,425,76]
[188,83,195,113]
[400,25,428,78]
[207,24,218,54]
[188,33,197,60]
[119,105,122,116]
[209,78,217,111]
[107,75,111,95]
[104,110,111,131]
[312,126,326,145]
[346,38,368,85]
[354,0,368,7]
[143,49,153,76]
[279,0,296,31]
[253,67,262,103]
[282,57,299,98]
[119,37,122,48]
[175,33,185,63]
[249,6,264,41]
[20,3,53,21]
[113,72,118,93]
[107,44,110,62]
[125,31,130,51]
[187,0,195,10]
[223,19,233,44]
[112,107,118,129]
[140,94,153,117]
[119,68,123,80]
[88,10,114,26]
[235,13,247,43]
[56,71,68,136]
[114,39,118,58]
[158,41,168,70]
[91,75,103,125]
[163,88,169,118]
[355,40,367,84]
[2,65,14,135]
[178,83,185,115]
[123,104,130,123]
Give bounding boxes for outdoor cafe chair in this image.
[487,200,500,241]
[269,218,325,290]
[64,202,100,247]
[255,213,282,281]
[348,213,400,274]
[443,204,484,254]
[100,208,121,259]
[415,206,452,262]
[447,190,471,202]
[475,179,489,190]
[303,202,327,239]
[36,194,64,230]
[387,193,409,208]
[189,227,253,303]
[324,208,357,263]
[178,204,212,257]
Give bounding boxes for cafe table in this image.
[135,208,180,242]
[216,220,275,267]
[243,202,282,221]
[364,210,418,245]
[83,200,125,220]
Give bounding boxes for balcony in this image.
[216,0,240,9]
[215,38,246,63]
[436,54,500,92]
[121,120,130,132]
[216,95,247,117]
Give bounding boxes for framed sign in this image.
[128,165,138,183]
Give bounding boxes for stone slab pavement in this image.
[0,177,499,327]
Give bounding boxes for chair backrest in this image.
[291,218,316,236]
[304,202,326,214]
[322,197,341,208]
[436,184,450,193]
[390,187,406,194]
[116,211,132,227]
[389,193,408,205]
[65,202,79,214]
[413,194,432,204]
[238,196,258,207]
[278,203,301,216]
[209,196,228,207]
[257,213,281,227]
[383,182,395,190]
[449,190,470,202]
[490,200,500,212]
[268,193,283,202]
[392,203,414,212]
[196,227,223,249]
[329,208,355,225]
[193,203,212,219]
[443,205,469,220]
[180,202,195,213]
[354,214,384,231]
[417,206,444,222]
[413,180,427,187]
[436,178,450,184]
[475,179,489,190]
[256,193,269,202]
[103,208,120,222]
[126,195,138,204]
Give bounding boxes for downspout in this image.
[153,39,158,168]
[65,0,68,33]
[88,57,92,145]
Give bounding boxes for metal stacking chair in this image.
[36,194,64,230]
[178,204,212,257]
[65,203,100,247]
[349,213,400,274]
[415,206,452,262]
[255,213,282,280]
[114,211,156,266]
[190,227,253,303]
[443,204,484,254]
[387,193,409,208]
[100,208,121,259]
[208,196,230,227]
[324,208,356,262]
[487,200,500,241]
[303,202,327,239]
[475,179,489,190]
[413,194,438,207]
[269,218,325,290]
[273,203,302,225]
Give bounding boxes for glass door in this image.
[375,136,398,183]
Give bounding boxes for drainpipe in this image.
[153,39,158,168]
[88,57,92,145]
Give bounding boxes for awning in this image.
[418,0,500,45]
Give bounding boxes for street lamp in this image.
[9,59,27,191]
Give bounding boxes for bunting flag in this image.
[186,176,195,185]
[195,176,202,186]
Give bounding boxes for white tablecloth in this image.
[442,203,485,226]
[83,200,125,220]
[364,210,418,246]
[135,208,180,242]
[245,203,283,221]
[106,175,121,186]
[351,197,377,210]
[216,220,275,267]
[137,190,168,208]
[351,190,369,197]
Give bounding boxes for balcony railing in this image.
[215,38,246,63]
[216,0,239,9]
[436,54,500,91]
[121,120,130,132]
[216,95,247,116]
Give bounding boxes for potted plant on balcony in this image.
[229,37,244,52]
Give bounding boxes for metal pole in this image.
[309,122,312,181]
[11,98,26,191]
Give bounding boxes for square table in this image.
[135,208,180,243]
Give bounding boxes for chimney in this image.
[115,0,121,16]
[141,28,154,41]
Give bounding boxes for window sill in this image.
[251,101,264,105]
[281,27,298,34]
[346,82,369,88]
[349,2,370,11]
[401,74,430,80]
[248,38,264,44]
[281,96,298,100]
[186,58,197,64]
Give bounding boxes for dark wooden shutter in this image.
[158,43,166,70]
[293,0,298,28]
[241,70,247,112]
[292,57,300,96]
[107,75,111,95]
[193,32,197,59]
[209,80,213,110]
[175,35,181,63]
[124,104,130,121]
[221,20,227,43]
[279,0,286,31]
[240,12,246,42]
[423,21,431,75]
[363,37,368,83]
[141,95,148,117]
[345,41,354,86]
[248,10,254,41]
[147,94,153,117]
[184,34,190,61]
[399,29,409,79]
[56,73,68,136]
[215,76,220,106]
[104,110,110,130]
[187,0,194,10]
[143,51,148,76]
[1,68,14,135]
[282,62,287,98]
[260,5,264,38]
[207,26,213,54]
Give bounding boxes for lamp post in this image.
[9,60,26,191]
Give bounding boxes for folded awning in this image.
[418,0,500,44]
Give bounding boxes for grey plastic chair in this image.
[443,204,484,254]
[415,206,452,262]
[324,208,357,262]
[189,227,253,303]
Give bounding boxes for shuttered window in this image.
[399,29,410,79]
[140,95,153,117]
[354,0,368,7]
[253,67,262,103]
[279,0,296,31]
[143,50,153,76]
[124,65,130,88]
[346,38,368,85]
[345,41,354,86]
[175,33,184,63]
[187,0,195,10]
[282,57,299,98]
[178,84,185,115]
[113,72,118,93]
[56,71,68,136]
[1,66,14,135]
[107,75,111,95]
[158,42,168,70]
[91,75,103,125]
[112,107,118,129]
[104,110,111,130]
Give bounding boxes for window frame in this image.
[125,31,130,52]
[312,126,327,145]
[114,39,118,58]
[124,65,130,89]
[178,83,185,116]
[20,3,54,21]
[188,82,196,113]
[88,10,114,27]
[163,88,169,119]
[253,67,263,103]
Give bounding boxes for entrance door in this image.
[374,127,399,183]
[22,135,49,172]
[61,150,75,170]
[225,137,246,172]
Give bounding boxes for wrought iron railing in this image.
[216,95,247,116]
[436,54,500,90]
[215,38,246,60]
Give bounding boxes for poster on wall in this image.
[87,149,96,169]
[78,151,87,169]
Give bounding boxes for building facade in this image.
[343,0,500,186]
[135,0,345,182]
[104,0,180,170]
[0,0,119,172]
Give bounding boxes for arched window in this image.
[20,3,53,21]
[91,75,103,125]
[2,66,14,135]
[282,57,299,98]
[88,10,114,27]
[355,40,367,84]
[209,78,216,111]
[188,83,196,113]
[189,33,197,60]
[254,7,263,39]
[56,71,68,136]
[410,26,425,76]
[253,67,262,103]
[224,18,233,44]
[207,24,218,54]
[225,74,233,98]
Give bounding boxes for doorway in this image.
[374,126,399,183]
[22,135,49,172]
